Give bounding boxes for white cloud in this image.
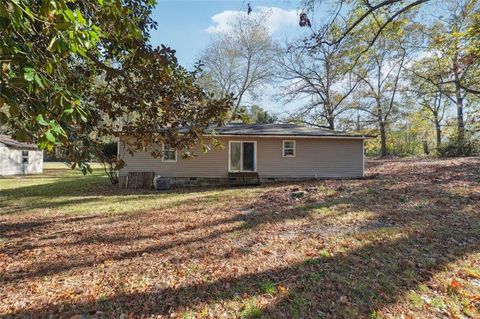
[206,6,299,34]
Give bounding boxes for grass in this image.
[240,300,263,318]
[259,281,277,295]
[0,163,260,216]
[0,158,479,318]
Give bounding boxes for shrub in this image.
[96,141,124,184]
[437,137,480,157]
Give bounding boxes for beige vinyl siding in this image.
[119,136,364,178]
[118,139,228,178]
[258,138,363,178]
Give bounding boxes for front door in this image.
[229,141,256,172]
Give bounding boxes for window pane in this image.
[284,149,294,156]
[243,142,255,171]
[22,151,29,164]
[284,141,295,156]
[163,145,176,161]
[164,150,176,161]
[230,142,241,171]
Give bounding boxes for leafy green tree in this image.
[247,105,277,124]
[0,0,232,172]
[406,64,449,149]
[410,0,480,145]
[352,17,416,157]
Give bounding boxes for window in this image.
[162,145,177,162]
[229,141,256,172]
[283,140,295,157]
[22,150,29,164]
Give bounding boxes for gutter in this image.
[208,134,375,140]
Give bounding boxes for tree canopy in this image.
[198,12,276,119]
[0,0,232,172]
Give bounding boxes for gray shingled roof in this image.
[0,135,38,150]
[182,123,371,138]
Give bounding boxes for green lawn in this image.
[0,158,479,319]
[0,163,260,216]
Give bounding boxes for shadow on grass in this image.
[2,159,480,318]
[9,210,479,318]
[0,215,103,238]
[0,174,252,216]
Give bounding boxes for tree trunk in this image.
[453,56,465,144]
[423,140,430,155]
[231,55,252,120]
[435,121,442,148]
[433,93,442,149]
[379,121,388,157]
[376,96,387,157]
[455,84,465,144]
[327,116,335,130]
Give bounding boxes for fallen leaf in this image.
[450,279,461,289]
[277,285,288,294]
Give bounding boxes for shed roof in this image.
[180,123,372,138]
[0,135,38,150]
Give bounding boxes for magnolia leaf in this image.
[24,67,35,81]
[9,104,20,117]
[23,6,35,19]
[34,74,44,88]
[47,37,59,51]
[75,9,86,24]
[0,2,8,18]
[40,138,54,151]
[50,124,66,136]
[56,22,72,30]
[0,2,8,29]
[45,62,53,74]
[36,114,49,126]
[44,130,56,143]
[77,47,87,58]
[63,9,75,22]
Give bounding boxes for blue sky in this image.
[149,1,308,114]
[150,1,305,68]
[147,1,438,115]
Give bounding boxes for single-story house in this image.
[118,123,371,187]
[0,135,43,176]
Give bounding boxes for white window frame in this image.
[282,140,296,157]
[162,144,177,163]
[228,140,257,172]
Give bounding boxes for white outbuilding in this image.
[0,135,43,176]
